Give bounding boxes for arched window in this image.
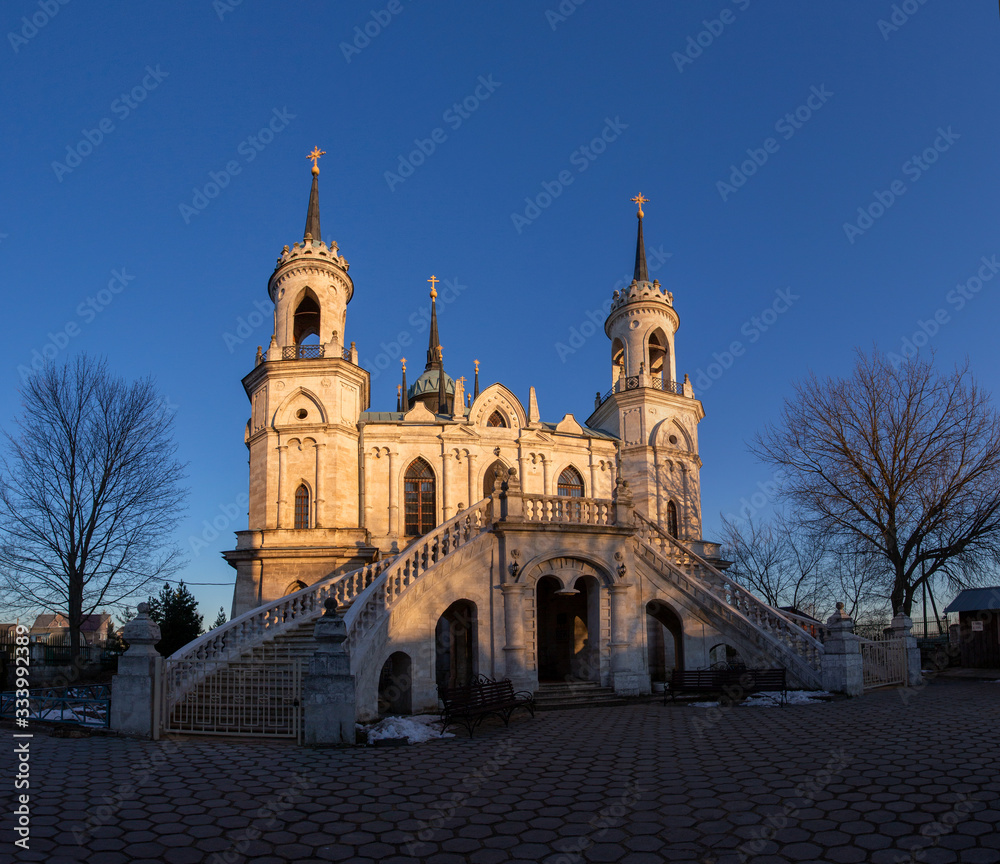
[294,485,310,529]
[612,338,626,383]
[649,329,668,386]
[404,458,436,536]
[483,459,507,498]
[667,500,679,538]
[293,292,321,345]
[557,466,584,497]
[486,410,507,428]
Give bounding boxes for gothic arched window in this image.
[486,410,507,428]
[294,484,310,529]
[667,500,679,538]
[557,466,585,498]
[404,458,436,536]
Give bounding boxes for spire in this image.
[304,147,325,241]
[400,358,409,411]
[631,193,649,282]
[425,275,441,370]
[473,359,480,400]
[437,346,448,414]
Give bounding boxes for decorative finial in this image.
[474,359,480,372]
[428,274,439,299]
[458,376,466,385]
[308,146,326,175]
[631,193,649,219]
[437,344,443,361]
[401,357,406,372]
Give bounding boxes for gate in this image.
[162,643,302,740]
[859,636,907,690]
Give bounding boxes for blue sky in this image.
[2,1,998,622]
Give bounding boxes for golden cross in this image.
[437,344,444,360]
[401,357,406,371]
[458,376,467,386]
[427,274,439,298]
[474,359,480,371]
[631,193,649,218]
[307,147,326,170]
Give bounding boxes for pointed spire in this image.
[304,147,325,241]
[437,346,448,414]
[400,358,409,411]
[473,359,480,400]
[631,193,649,283]
[397,385,402,412]
[426,275,441,370]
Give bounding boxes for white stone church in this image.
[164,157,826,729]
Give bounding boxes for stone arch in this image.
[517,554,616,589]
[377,651,412,715]
[284,579,308,596]
[647,327,670,383]
[292,287,321,345]
[646,599,683,682]
[468,383,527,429]
[482,458,508,499]
[611,337,627,381]
[666,499,679,538]
[272,387,328,427]
[652,417,693,452]
[709,643,746,669]
[403,457,436,537]
[435,600,478,690]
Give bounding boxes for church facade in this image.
[212,158,823,721]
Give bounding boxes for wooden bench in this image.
[439,674,535,737]
[664,667,787,705]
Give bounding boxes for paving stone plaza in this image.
[5,678,1000,864]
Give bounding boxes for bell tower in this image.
[226,149,376,616]
[587,195,706,540]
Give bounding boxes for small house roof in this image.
[943,587,1000,614]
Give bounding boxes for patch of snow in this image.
[689,690,832,708]
[363,714,455,745]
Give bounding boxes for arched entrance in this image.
[709,643,746,669]
[536,575,600,682]
[646,600,683,683]
[377,651,412,715]
[436,600,477,690]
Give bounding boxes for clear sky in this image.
[2,1,998,622]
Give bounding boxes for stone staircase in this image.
[632,513,825,689]
[533,681,633,711]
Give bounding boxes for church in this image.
[165,152,824,727]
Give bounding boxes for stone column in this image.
[541,456,550,496]
[501,583,532,691]
[441,448,450,521]
[821,603,863,696]
[608,583,641,695]
[110,604,162,739]
[276,443,288,528]
[387,450,398,537]
[302,600,356,746]
[467,452,477,507]
[314,442,326,528]
[890,610,923,687]
[501,468,523,522]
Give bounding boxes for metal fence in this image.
[0,684,111,727]
[162,643,302,741]
[859,636,907,690]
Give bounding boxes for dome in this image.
[408,367,455,401]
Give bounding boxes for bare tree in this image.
[720,513,827,614]
[752,349,1000,616]
[0,356,187,656]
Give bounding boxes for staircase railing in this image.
[633,513,824,674]
[521,495,614,525]
[344,499,494,651]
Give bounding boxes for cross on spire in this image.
[631,194,649,281]
[427,274,439,298]
[307,147,326,174]
[631,193,649,219]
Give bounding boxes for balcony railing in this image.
[597,376,688,408]
[282,344,325,360]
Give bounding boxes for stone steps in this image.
[533,682,629,711]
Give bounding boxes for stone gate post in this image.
[821,602,863,697]
[890,610,923,687]
[110,603,162,738]
[302,599,356,745]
